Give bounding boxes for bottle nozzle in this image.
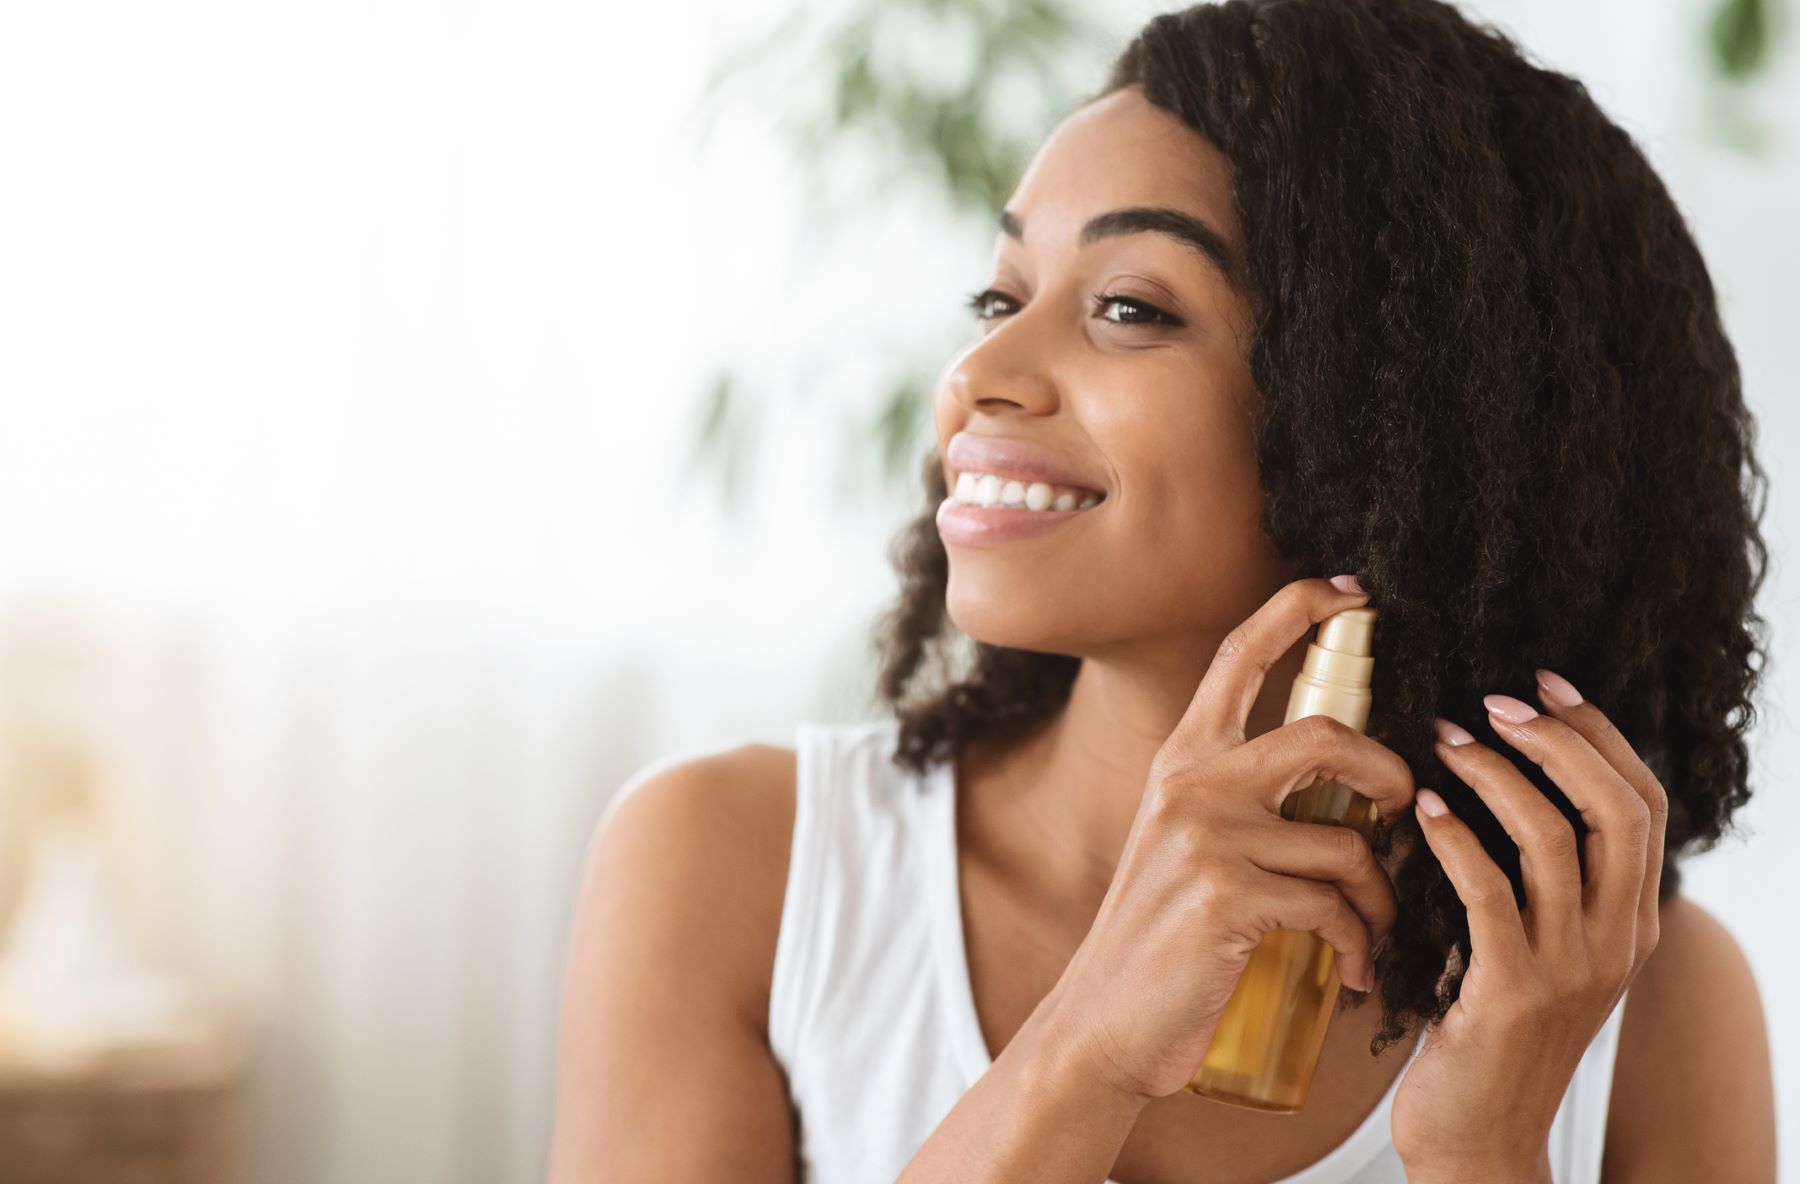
[1316,607,1375,658]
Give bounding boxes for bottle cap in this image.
[1316,607,1375,658]
[1301,606,1376,688]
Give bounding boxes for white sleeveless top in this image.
[767,717,1629,1183]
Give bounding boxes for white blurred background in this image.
[0,0,1794,1180]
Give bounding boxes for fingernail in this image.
[1535,668,1583,707]
[1329,573,1365,594]
[1432,717,1475,746]
[1483,693,1538,724]
[1416,787,1448,817]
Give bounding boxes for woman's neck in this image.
[961,638,1311,907]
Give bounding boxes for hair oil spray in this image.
[1186,604,1379,1111]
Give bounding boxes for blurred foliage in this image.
[1710,0,1781,78]
[682,0,1791,519]
[1705,0,1790,151]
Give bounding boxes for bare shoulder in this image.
[545,739,800,1183]
[1601,893,1776,1183]
[588,739,800,1023]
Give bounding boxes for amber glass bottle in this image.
[1186,605,1379,1112]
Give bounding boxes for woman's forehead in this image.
[1006,88,1241,252]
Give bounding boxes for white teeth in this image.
[949,469,1105,513]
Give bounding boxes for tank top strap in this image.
[768,717,922,1075]
[768,720,834,1070]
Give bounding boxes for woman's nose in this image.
[945,320,1063,416]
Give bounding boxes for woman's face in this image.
[933,84,1296,659]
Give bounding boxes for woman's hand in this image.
[1390,671,1667,1178]
[1033,574,1419,1103]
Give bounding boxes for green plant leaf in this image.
[1709,0,1772,79]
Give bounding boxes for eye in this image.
[1089,292,1181,327]
[963,287,1016,321]
[960,287,1182,329]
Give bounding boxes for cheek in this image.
[1094,385,1275,597]
[1123,469,1269,588]
[1105,399,1265,542]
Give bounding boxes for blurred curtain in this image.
[0,598,871,1183]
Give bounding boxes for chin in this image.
[944,582,1098,659]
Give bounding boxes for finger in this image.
[1413,787,1530,963]
[1433,716,1584,939]
[1246,868,1381,993]
[1242,814,1400,949]
[1175,574,1370,749]
[1237,712,1417,823]
[1533,669,1669,947]
[1479,693,1650,931]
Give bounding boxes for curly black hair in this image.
[868,0,1771,1057]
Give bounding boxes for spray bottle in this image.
[1186,604,1379,1111]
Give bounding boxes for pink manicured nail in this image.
[1535,668,1583,707]
[1329,573,1365,594]
[1433,717,1475,746]
[1483,693,1538,724]
[1416,788,1448,817]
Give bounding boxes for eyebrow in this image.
[998,205,1242,290]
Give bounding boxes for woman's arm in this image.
[1601,894,1776,1183]
[545,747,800,1182]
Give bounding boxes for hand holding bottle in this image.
[1035,574,1419,1104]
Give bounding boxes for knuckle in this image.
[1183,872,1236,927]
[1380,746,1417,792]
[1171,817,1214,865]
[1148,744,1205,792]
[1295,713,1351,746]
[1143,797,1203,856]
[1285,715,1351,767]
[1215,626,1250,666]
[1145,768,1201,819]
[1327,821,1369,870]
[1303,878,1347,923]
[1140,781,1181,830]
[1598,946,1637,990]
[1466,871,1515,910]
[1551,973,1592,1014]
[1275,578,1311,614]
[1491,981,1538,1023]
[1531,816,1579,860]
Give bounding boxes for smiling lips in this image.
[943,431,1110,500]
[936,433,1109,546]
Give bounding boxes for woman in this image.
[548,1,1777,1180]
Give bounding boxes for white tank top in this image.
[768,717,1629,1183]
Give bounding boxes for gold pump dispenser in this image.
[1186,604,1379,1111]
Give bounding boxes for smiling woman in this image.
[547,1,1777,1182]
